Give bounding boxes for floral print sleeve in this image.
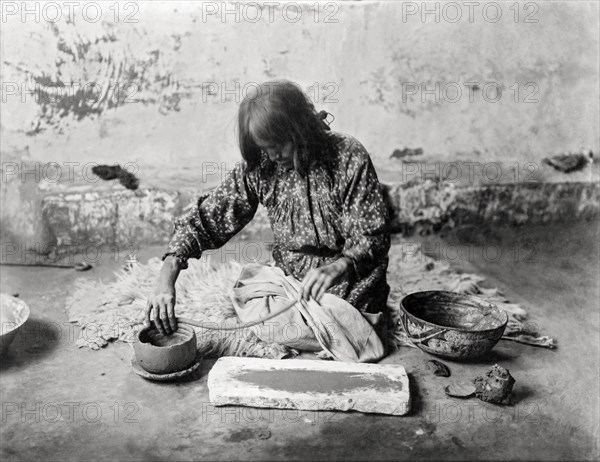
[162,162,259,268]
[339,140,391,279]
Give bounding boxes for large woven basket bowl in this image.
[1,294,30,356]
[400,291,508,359]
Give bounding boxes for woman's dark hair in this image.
[237,80,333,176]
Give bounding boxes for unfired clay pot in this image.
[133,324,197,374]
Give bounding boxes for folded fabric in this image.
[231,264,386,363]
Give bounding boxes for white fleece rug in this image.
[65,241,556,357]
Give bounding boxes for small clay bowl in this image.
[400,291,508,360]
[133,324,197,374]
[0,294,30,356]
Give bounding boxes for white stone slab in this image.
[207,357,410,416]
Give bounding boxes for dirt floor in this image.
[1,220,599,461]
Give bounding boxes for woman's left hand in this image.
[301,257,353,302]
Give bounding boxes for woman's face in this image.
[255,139,295,170]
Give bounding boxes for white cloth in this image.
[231,264,385,363]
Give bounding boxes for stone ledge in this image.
[383,180,599,235]
[18,180,599,252]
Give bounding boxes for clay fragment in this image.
[390,147,424,159]
[426,359,450,377]
[92,164,139,190]
[473,364,515,404]
[257,429,271,440]
[445,383,476,398]
[543,151,593,173]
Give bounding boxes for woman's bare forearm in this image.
[159,256,182,287]
[146,256,183,334]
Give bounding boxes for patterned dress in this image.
[163,131,391,315]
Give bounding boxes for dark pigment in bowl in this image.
[140,329,190,347]
[402,291,505,331]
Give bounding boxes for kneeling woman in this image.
[146,80,391,361]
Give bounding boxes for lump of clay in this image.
[473,364,515,404]
[445,383,476,398]
[426,360,450,377]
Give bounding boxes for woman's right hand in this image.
[146,256,183,335]
[146,280,178,335]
